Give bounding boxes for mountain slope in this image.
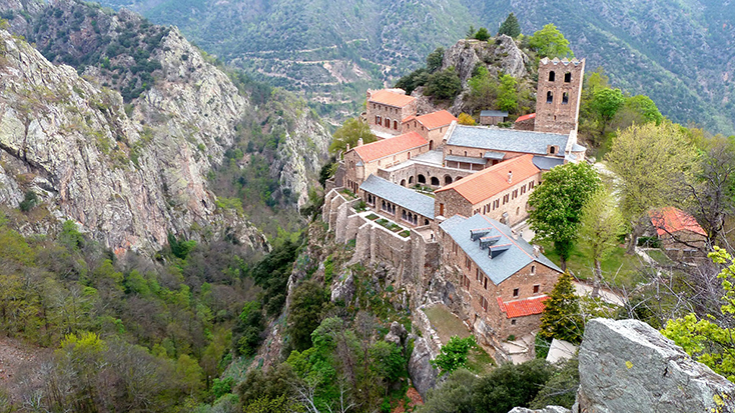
[95,0,735,134]
[0,0,331,253]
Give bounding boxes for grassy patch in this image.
[647,249,675,266]
[539,241,644,289]
[423,304,470,343]
[398,230,410,238]
[466,346,495,374]
[366,213,379,220]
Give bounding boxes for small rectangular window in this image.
[513,288,519,298]
[511,319,517,325]
[533,285,540,294]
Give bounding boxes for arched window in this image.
[444,175,453,185]
[562,92,569,104]
[548,71,556,82]
[546,91,553,104]
[564,72,572,82]
[431,176,440,186]
[531,265,536,275]
[418,174,426,184]
[400,179,406,187]
[393,120,398,130]
[409,176,414,184]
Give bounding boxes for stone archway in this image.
[418,174,426,184]
[400,179,406,187]
[409,176,414,184]
[430,176,440,186]
[456,176,463,181]
[444,175,453,185]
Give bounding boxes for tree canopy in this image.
[425,67,463,101]
[430,335,476,375]
[528,24,573,59]
[539,272,584,344]
[497,13,521,38]
[528,162,601,268]
[473,27,491,41]
[329,118,376,156]
[497,74,518,113]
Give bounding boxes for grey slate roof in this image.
[360,175,435,219]
[571,143,587,152]
[446,125,570,156]
[445,155,487,165]
[440,214,561,285]
[484,151,506,160]
[481,110,509,117]
[532,156,564,170]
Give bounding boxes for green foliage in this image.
[426,47,445,73]
[252,238,301,316]
[19,190,39,212]
[421,368,478,413]
[395,67,430,96]
[369,341,407,382]
[233,301,265,356]
[497,13,521,38]
[211,377,235,400]
[424,67,462,101]
[539,273,584,344]
[589,88,625,136]
[431,335,476,375]
[473,28,490,41]
[465,65,498,112]
[528,162,601,267]
[472,359,555,413]
[662,247,735,382]
[496,74,518,113]
[623,94,664,125]
[578,188,625,286]
[329,117,376,156]
[168,232,197,260]
[535,334,552,359]
[530,356,580,409]
[288,280,329,351]
[528,23,573,59]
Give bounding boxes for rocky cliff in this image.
[0,0,331,253]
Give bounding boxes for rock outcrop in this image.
[441,35,529,83]
[408,335,439,398]
[0,0,331,253]
[575,318,735,413]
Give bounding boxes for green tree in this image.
[421,368,478,413]
[473,27,491,41]
[466,66,498,112]
[497,74,518,113]
[662,247,735,382]
[623,94,663,125]
[425,67,463,101]
[472,359,555,413]
[426,47,445,73]
[528,24,573,59]
[590,88,625,136]
[577,188,625,296]
[605,122,699,253]
[395,68,430,95]
[539,272,584,344]
[431,335,476,375]
[329,117,376,156]
[497,13,521,38]
[288,280,328,352]
[528,162,601,269]
[530,356,579,409]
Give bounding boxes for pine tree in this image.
[498,13,521,38]
[539,272,584,344]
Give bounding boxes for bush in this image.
[19,190,38,212]
[424,68,462,101]
[473,359,555,413]
[473,28,491,41]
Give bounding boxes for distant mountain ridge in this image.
[91,0,734,134]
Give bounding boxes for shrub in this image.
[19,190,38,212]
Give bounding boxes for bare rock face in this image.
[441,35,529,84]
[575,318,735,413]
[0,28,266,253]
[384,321,407,347]
[408,335,439,398]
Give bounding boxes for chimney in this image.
[357,138,364,147]
[507,171,513,183]
[533,245,541,258]
[346,143,351,152]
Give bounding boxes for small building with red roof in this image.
[402,110,458,150]
[366,89,418,137]
[515,113,536,131]
[343,131,429,193]
[648,207,708,261]
[434,154,541,227]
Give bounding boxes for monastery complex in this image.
[324,57,588,359]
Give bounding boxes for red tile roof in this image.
[649,207,707,237]
[368,90,416,107]
[435,154,540,204]
[352,132,428,163]
[515,113,536,122]
[497,295,549,318]
[412,110,457,130]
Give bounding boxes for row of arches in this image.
[545,91,570,104]
[399,174,463,187]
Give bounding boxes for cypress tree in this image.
[498,12,521,38]
[539,272,584,344]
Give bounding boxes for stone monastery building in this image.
[325,57,585,359]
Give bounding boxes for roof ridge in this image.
[481,215,535,261]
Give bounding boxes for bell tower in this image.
[534,57,585,134]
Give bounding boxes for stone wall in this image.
[367,99,417,136]
[535,59,585,135]
[402,120,451,150]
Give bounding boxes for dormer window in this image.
[549,146,556,155]
[564,72,572,82]
[549,71,556,82]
